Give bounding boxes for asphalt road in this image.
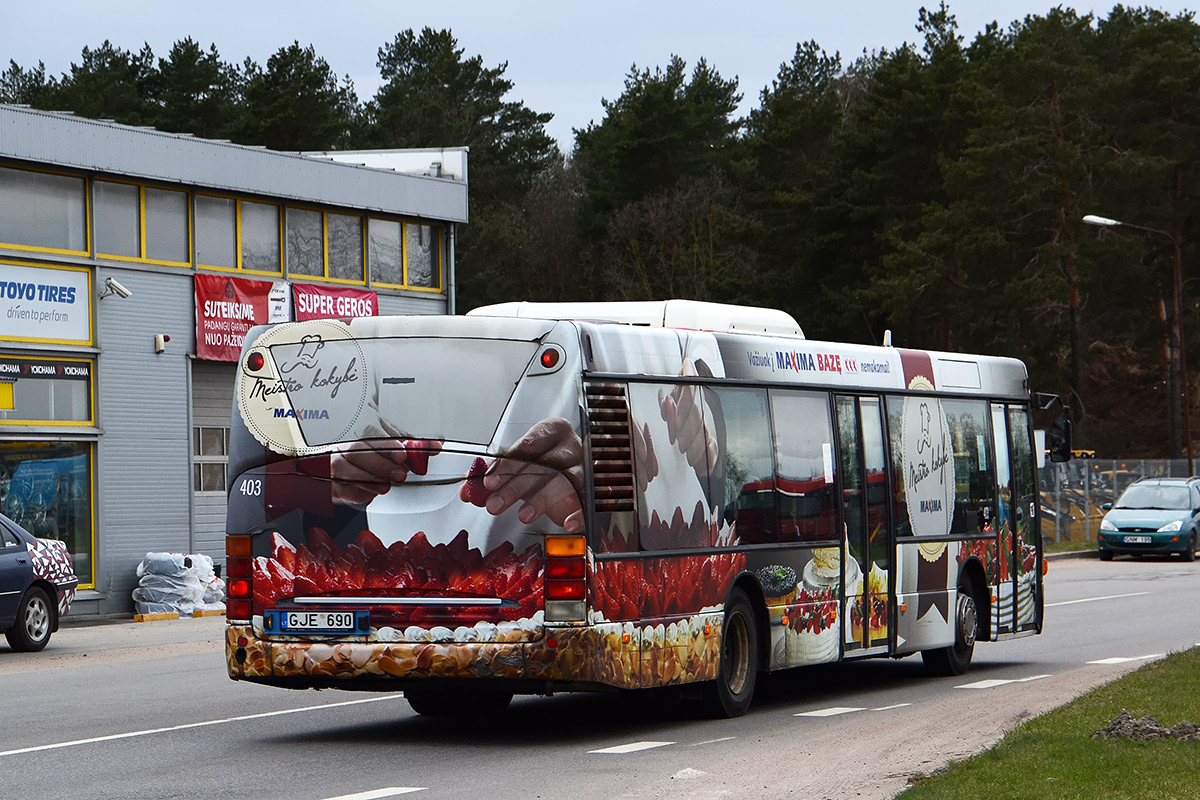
[2,554,1197,800]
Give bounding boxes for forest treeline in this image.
[3,4,1198,458]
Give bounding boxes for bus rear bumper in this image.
[225,618,723,692]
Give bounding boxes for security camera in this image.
[103,277,132,299]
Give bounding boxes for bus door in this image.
[835,395,890,655]
[992,403,1039,636]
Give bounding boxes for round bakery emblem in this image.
[900,392,955,546]
[236,319,368,456]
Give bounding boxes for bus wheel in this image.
[701,588,758,718]
[404,687,513,717]
[921,581,978,677]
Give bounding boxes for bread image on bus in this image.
[224,300,1051,718]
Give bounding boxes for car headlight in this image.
[1158,519,1183,532]
[1100,518,1117,532]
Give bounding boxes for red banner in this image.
[195,274,274,361]
[293,283,378,321]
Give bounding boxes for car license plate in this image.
[265,608,367,634]
[1123,535,1152,544]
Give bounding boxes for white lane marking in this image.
[0,696,404,759]
[1088,654,1164,665]
[871,703,912,712]
[590,741,675,754]
[321,790,425,800]
[957,674,1050,690]
[691,736,736,746]
[1046,591,1149,608]
[795,706,866,717]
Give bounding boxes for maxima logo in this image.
[273,408,331,420]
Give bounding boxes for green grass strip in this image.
[899,648,1200,799]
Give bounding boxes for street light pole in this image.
[1083,214,1193,472]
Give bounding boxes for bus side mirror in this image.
[1048,417,1072,463]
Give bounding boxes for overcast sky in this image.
[3,1,1196,149]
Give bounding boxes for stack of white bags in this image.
[133,552,227,616]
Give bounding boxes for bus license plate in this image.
[276,610,363,634]
[1123,535,1152,544]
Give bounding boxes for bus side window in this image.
[886,395,912,537]
[770,389,838,544]
[944,399,996,535]
[708,387,774,545]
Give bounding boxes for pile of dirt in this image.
[1093,710,1200,741]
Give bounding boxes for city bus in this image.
[224,300,1056,718]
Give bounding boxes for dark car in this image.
[1098,477,1200,561]
[0,513,79,651]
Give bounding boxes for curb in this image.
[1046,549,1099,561]
[132,609,226,623]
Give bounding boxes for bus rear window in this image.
[266,337,539,447]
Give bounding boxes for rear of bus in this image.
[224,314,595,710]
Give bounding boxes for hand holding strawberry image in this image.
[658,359,719,478]
[631,420,659,492]
[329,429,442,506]
[460,417,585,533]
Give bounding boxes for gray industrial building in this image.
[0,104,468,618]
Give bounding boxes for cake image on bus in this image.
[784,584,838,665]
[757,564,798,623]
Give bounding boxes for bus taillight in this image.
[226,534,253,623]
[544,535,586,621]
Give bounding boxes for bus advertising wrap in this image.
[224,307,1042,717]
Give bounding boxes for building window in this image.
[327,213,364,281]
[94,180,141,258]
[0,356,92,424]
[144,187,190,263]
[367,219,403,285]
[195,195,237,268]
[0,166,87,253]
[95,181,190,266]
[405,223,439,288]
[367,218,441,289]
[193,426,229,493]
[0,441,94,588]
[240,200,281,273]
[286,207,324,277]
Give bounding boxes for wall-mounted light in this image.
[154,334,171,354]
[99,277,132,299]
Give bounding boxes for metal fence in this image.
[1039,458,1196,543]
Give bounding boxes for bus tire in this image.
[921,580,978,677]
[404,687,513,717]
[5,587,53,652]
[700,588,758,718]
